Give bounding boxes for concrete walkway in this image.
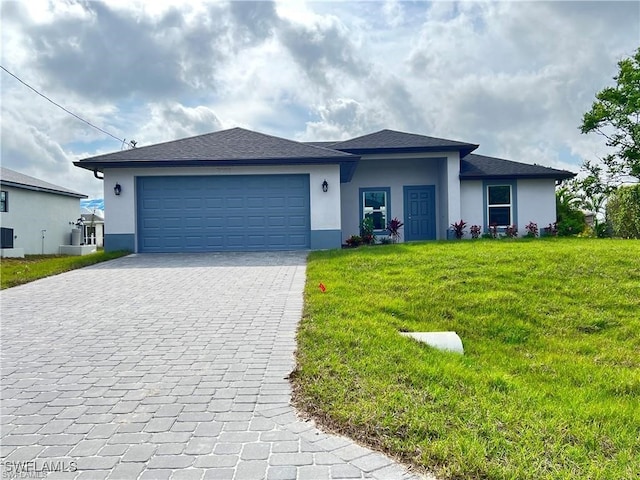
[1,253,425,480]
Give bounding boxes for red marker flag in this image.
[318,283,326,292]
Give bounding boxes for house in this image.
[0,167,87,257]
[74,128,575,253]
[81,211,105,247]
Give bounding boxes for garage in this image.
[137,174,310,252]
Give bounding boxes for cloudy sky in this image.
[1,0,638,199]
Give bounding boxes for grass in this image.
[293,238,640,480]
[1,250,130,289]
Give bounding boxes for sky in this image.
[1,0,639,200]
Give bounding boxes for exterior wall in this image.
[0,186,82,254]
[516,179,557,231]
[460,178,557,237]
[460,180,484,231]
[102,164,341,252]
[340,153,457,242]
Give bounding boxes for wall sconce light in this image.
[114,183,122,196]
[322,180,329,193]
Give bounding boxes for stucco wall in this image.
[102,165,341,251]
[0,186,82,254]
[340,154,456,242]
[460,178,557,237]
[517,179,557,231]
[460,180,484,230]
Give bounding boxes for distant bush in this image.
[607,184,640,238]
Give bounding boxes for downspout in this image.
[93,169,104,180]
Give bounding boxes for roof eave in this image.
[74,156,362,182]
[459,172,576,181]
[0,180,87,198]
[335,144,479,156]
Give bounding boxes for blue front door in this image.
[403,185,436,241]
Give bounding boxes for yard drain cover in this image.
[400,331,464,354]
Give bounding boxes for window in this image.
[487,185,512,226]
[0,191,7,212]
[360,188,390,230]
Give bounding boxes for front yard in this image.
[294,238,639,479]
[1,250,130,289]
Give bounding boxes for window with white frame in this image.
[0,191,7,212]
[360,188,389,230]
[487,185,512,226]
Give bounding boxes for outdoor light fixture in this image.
[322,180,329,193]
[114,183,122,196]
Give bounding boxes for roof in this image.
[460,154,575,181]
[75,127,360,182]
[81,213,104,222]
[328,129,479,157]
[74,127,576,182]
[0,167,87,198]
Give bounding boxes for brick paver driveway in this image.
[1,253,424,480]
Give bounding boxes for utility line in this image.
[0,64,134,148]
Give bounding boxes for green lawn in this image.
[294,238,640,480]
[1,250,130,289]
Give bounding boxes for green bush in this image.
[607,184,640,238]
[556,187,586,236]
[556,199,586,236]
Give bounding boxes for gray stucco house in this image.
[0,167,87,256]
[74,128,575,253]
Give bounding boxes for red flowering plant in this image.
[386,217,404,243]
[451,219,467,239]
[470,225,482,239]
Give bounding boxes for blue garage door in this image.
[137,175,310,252]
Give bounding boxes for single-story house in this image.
[74,128,575,253]
[81,211,105,247]
[0,167,87,256]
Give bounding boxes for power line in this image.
[0,64,134,148]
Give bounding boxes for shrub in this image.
[505,224,518,238]
[556,188,586,236]
[450,219,467,239]
[543,223,558,237]
[386,217,404,243]
[525,222,538,237]
[489,223,499,238]
[360,217,376,245]
[606,184,640,238]
[470,225,482,239]
[345,235,362,247]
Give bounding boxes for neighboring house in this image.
[74,128,575,253]
[0,167,87,256]
[81,211,105,247]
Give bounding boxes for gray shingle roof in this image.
[329,129,479,156]
[0,167,87,198]
[75,127,356,167]
[460,154,575,180]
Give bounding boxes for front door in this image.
[403,185,436,241]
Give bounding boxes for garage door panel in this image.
[143,199,161,210]
[206,197,224,208]
[246,196,265,208]
[248,216,266,227]
[164,199,182,210]
[184,198,202,209]
[138,175,310,252]
[289,215,307,227]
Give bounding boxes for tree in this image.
[580,47,640,183]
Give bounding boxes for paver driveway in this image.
[1,253,425,480]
